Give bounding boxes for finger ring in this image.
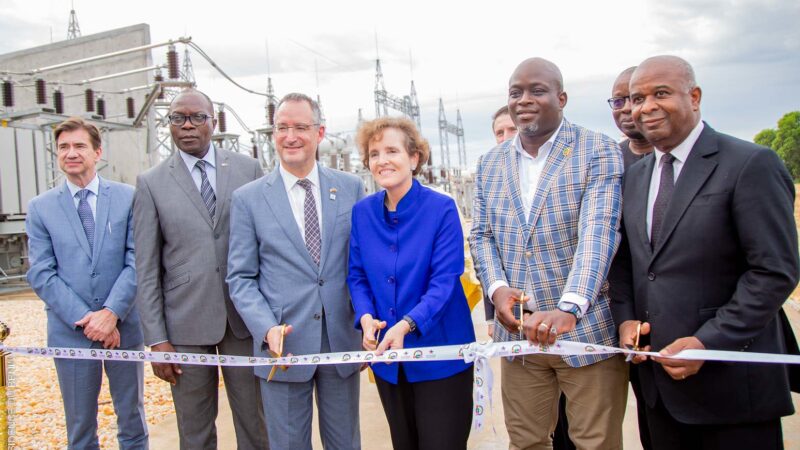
[538,323,549,330]
[550,326,558,335]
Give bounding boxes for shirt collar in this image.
[66,173,100,198]
[654,120,704,165]
[179,144,216,171]
[280,163,320,193]
[513,119,564,160]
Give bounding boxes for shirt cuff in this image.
[558,292,589,316]
[149,340,169,347]
[487,281,509,304]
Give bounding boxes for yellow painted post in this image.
[0,321,11,450]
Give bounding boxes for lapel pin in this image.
[329,188,337,201]
[563,147,572,157]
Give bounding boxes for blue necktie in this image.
[76,189,95,254]
[196,160,216,221]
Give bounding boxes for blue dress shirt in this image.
[348,179,475,384]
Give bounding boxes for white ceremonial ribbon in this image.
[462,341,498,431]
[3,339,800,432]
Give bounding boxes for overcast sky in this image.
[1,0,798,169]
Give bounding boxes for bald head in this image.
[636,55,697,91]
[169,88,214,114]
[629,55,702,152]
[614,66,637,87]
[510,57,564,92]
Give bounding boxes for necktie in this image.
[76,189,95,254]
[196,160,216,221]
[651,153,676,248]
[297,179,321,265]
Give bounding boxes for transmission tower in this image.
[438,98,466,171]
[181,45,195,83]
[373,59,421,128]
[67,5,81,40]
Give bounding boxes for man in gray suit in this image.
[227,93,365,449]
[27,117,147,449]
[133,88,268,449]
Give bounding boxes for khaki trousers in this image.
[501,354,628,450]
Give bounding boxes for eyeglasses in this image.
[275,124,319,135]
[168,113,212,126]
[607,96,630,110]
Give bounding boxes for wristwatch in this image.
[557,302,583,320]
[402,315,417,333]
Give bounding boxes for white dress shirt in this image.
[646,120,704,240]
[66,173,100,220]
[179,144,217,194]
[280,163,323,237]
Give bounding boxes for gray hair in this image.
[276,93,323,125]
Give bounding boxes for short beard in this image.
[517,122,539,136]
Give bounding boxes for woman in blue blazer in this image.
[348,117,476,450]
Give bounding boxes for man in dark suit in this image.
[609,55,798,450]
[134,88,268,449]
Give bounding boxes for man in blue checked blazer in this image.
[470,58,628,449]
[26,117,147,449]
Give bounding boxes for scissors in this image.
[267,324,290,382]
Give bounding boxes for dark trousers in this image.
[374,365,473,450]
[630,366,652,450]
[646,397,783,450]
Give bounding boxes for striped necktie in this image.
[76,189,95,253]
[297,178,321,265]
[196,160,216,221]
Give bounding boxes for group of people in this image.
[26,53,797,450]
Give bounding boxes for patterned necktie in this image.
[196,160,216,221]
[651,153,676,248]
[297,179,321,265]
[76,189,95,254]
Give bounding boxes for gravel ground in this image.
[0,291,175,449]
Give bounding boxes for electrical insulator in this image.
[167,45,179,79]
[2,79,13,107]
[54,88,64,114]
[267,103,276,126]
[252,143,258,159]
[85,89,95,112]
[217,109,227,133]
[154,72,165,99]
[35,78,47,105]
[96,96,106,119]
[126,97,135,119]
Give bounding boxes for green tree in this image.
[755,111,800,180]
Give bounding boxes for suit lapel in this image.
[633,155,656,255]
[213,147,231,231]
[262,168,319,272]
[501,140,528,233]
[317,167,339,271]
[651,126,718,260]
[526,120,574,236]
[57,182,92,259]
[91,179,111,268]
[168,150,214,229]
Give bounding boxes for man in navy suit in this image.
[610,55,798,450]
[26,117,147,449]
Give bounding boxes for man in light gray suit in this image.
[27,117,147,449]
[133,89,268,449]
[227,93,365,449]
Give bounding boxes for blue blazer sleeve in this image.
[25,199,92,328]
[405,201,465,335]
[348,204,377,329]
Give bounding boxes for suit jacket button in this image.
[525,251,532,258]
[313,313,321,320]
[216,267,220,273]
[389,245,397,253]
[91,272,97,278]
[214,233,220,239]
[389,308,395,316]
[387,276,395,284]
[647,272,656,281]
[318,279,325,286]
